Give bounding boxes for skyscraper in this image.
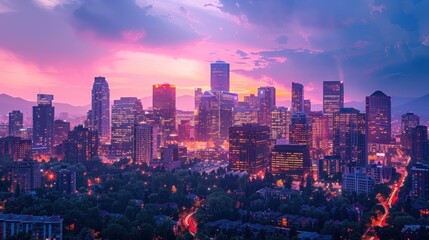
[134,123,158,166]
[111,97,143,157]
[91,76,110,144]
[229,124,270,174]
[291,82,304,113]
[210,61,230,92]
[64,125,98,162]
[258,87,276,126]
[8,110,23,137]
[304,99,311,114]
[153,84,176,144]
[323,81,344,115]
[366,91,392,145]
[270,107,289,140]
[33,94,55,152]
[411,125,428,161]
[195,91,219,142]
[309,112,330,158]
[219,91,238,140]
[194,88,203,111]
[333,108,367,166]
[289,113,312,148]
[401,113,420,151]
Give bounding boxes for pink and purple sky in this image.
[1,0,429,107]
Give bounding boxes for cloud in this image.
[275,35,288,44]
[0,0,104,67]
[73,0,200,46]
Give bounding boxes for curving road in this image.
[182,211,198,236]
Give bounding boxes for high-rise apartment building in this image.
[401,113,420,151]
[8,110,23,137]
[33,94,55,152]
[133,123,158,166]
[411,125,429,161]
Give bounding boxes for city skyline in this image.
[1,1,429,239]
[1,1,429,106]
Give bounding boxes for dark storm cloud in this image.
[73,0,199,45]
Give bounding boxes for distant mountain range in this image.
[0,94,195,119]
[1,93,428,120]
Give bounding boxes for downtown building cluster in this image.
[0,61,428,200]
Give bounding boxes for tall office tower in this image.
[56,166,76,195]
[194,88,203,111]
[271,107,288,140]
[244,94,259,109]
[271,144,311,175]
[304,99,311,114]
[54,120,70,146]
[411,126,428,161]
[323,81,344,115]
[229,124,270,174]
[366,91,392,145]
[33,94,55,152]
[219,91,238,141]
[333,108,367,166]
[64,125,99,162]
[91,76,110,144]
[111,97,143,157]
[0,136,32,161]
[178,120,191,142]
[410,162,429,199]
[401,113,420,151]
[134,123,158,166]
[153,84,176,144]
[10,159,41,193]
[8,110,23,137]
[195,91,219,142]
[309,112,330,158]
[291,82,304,113]
[210,61,230,92]
[258,87,276,126]
[289,113,312,148]
[233,107,259,126]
